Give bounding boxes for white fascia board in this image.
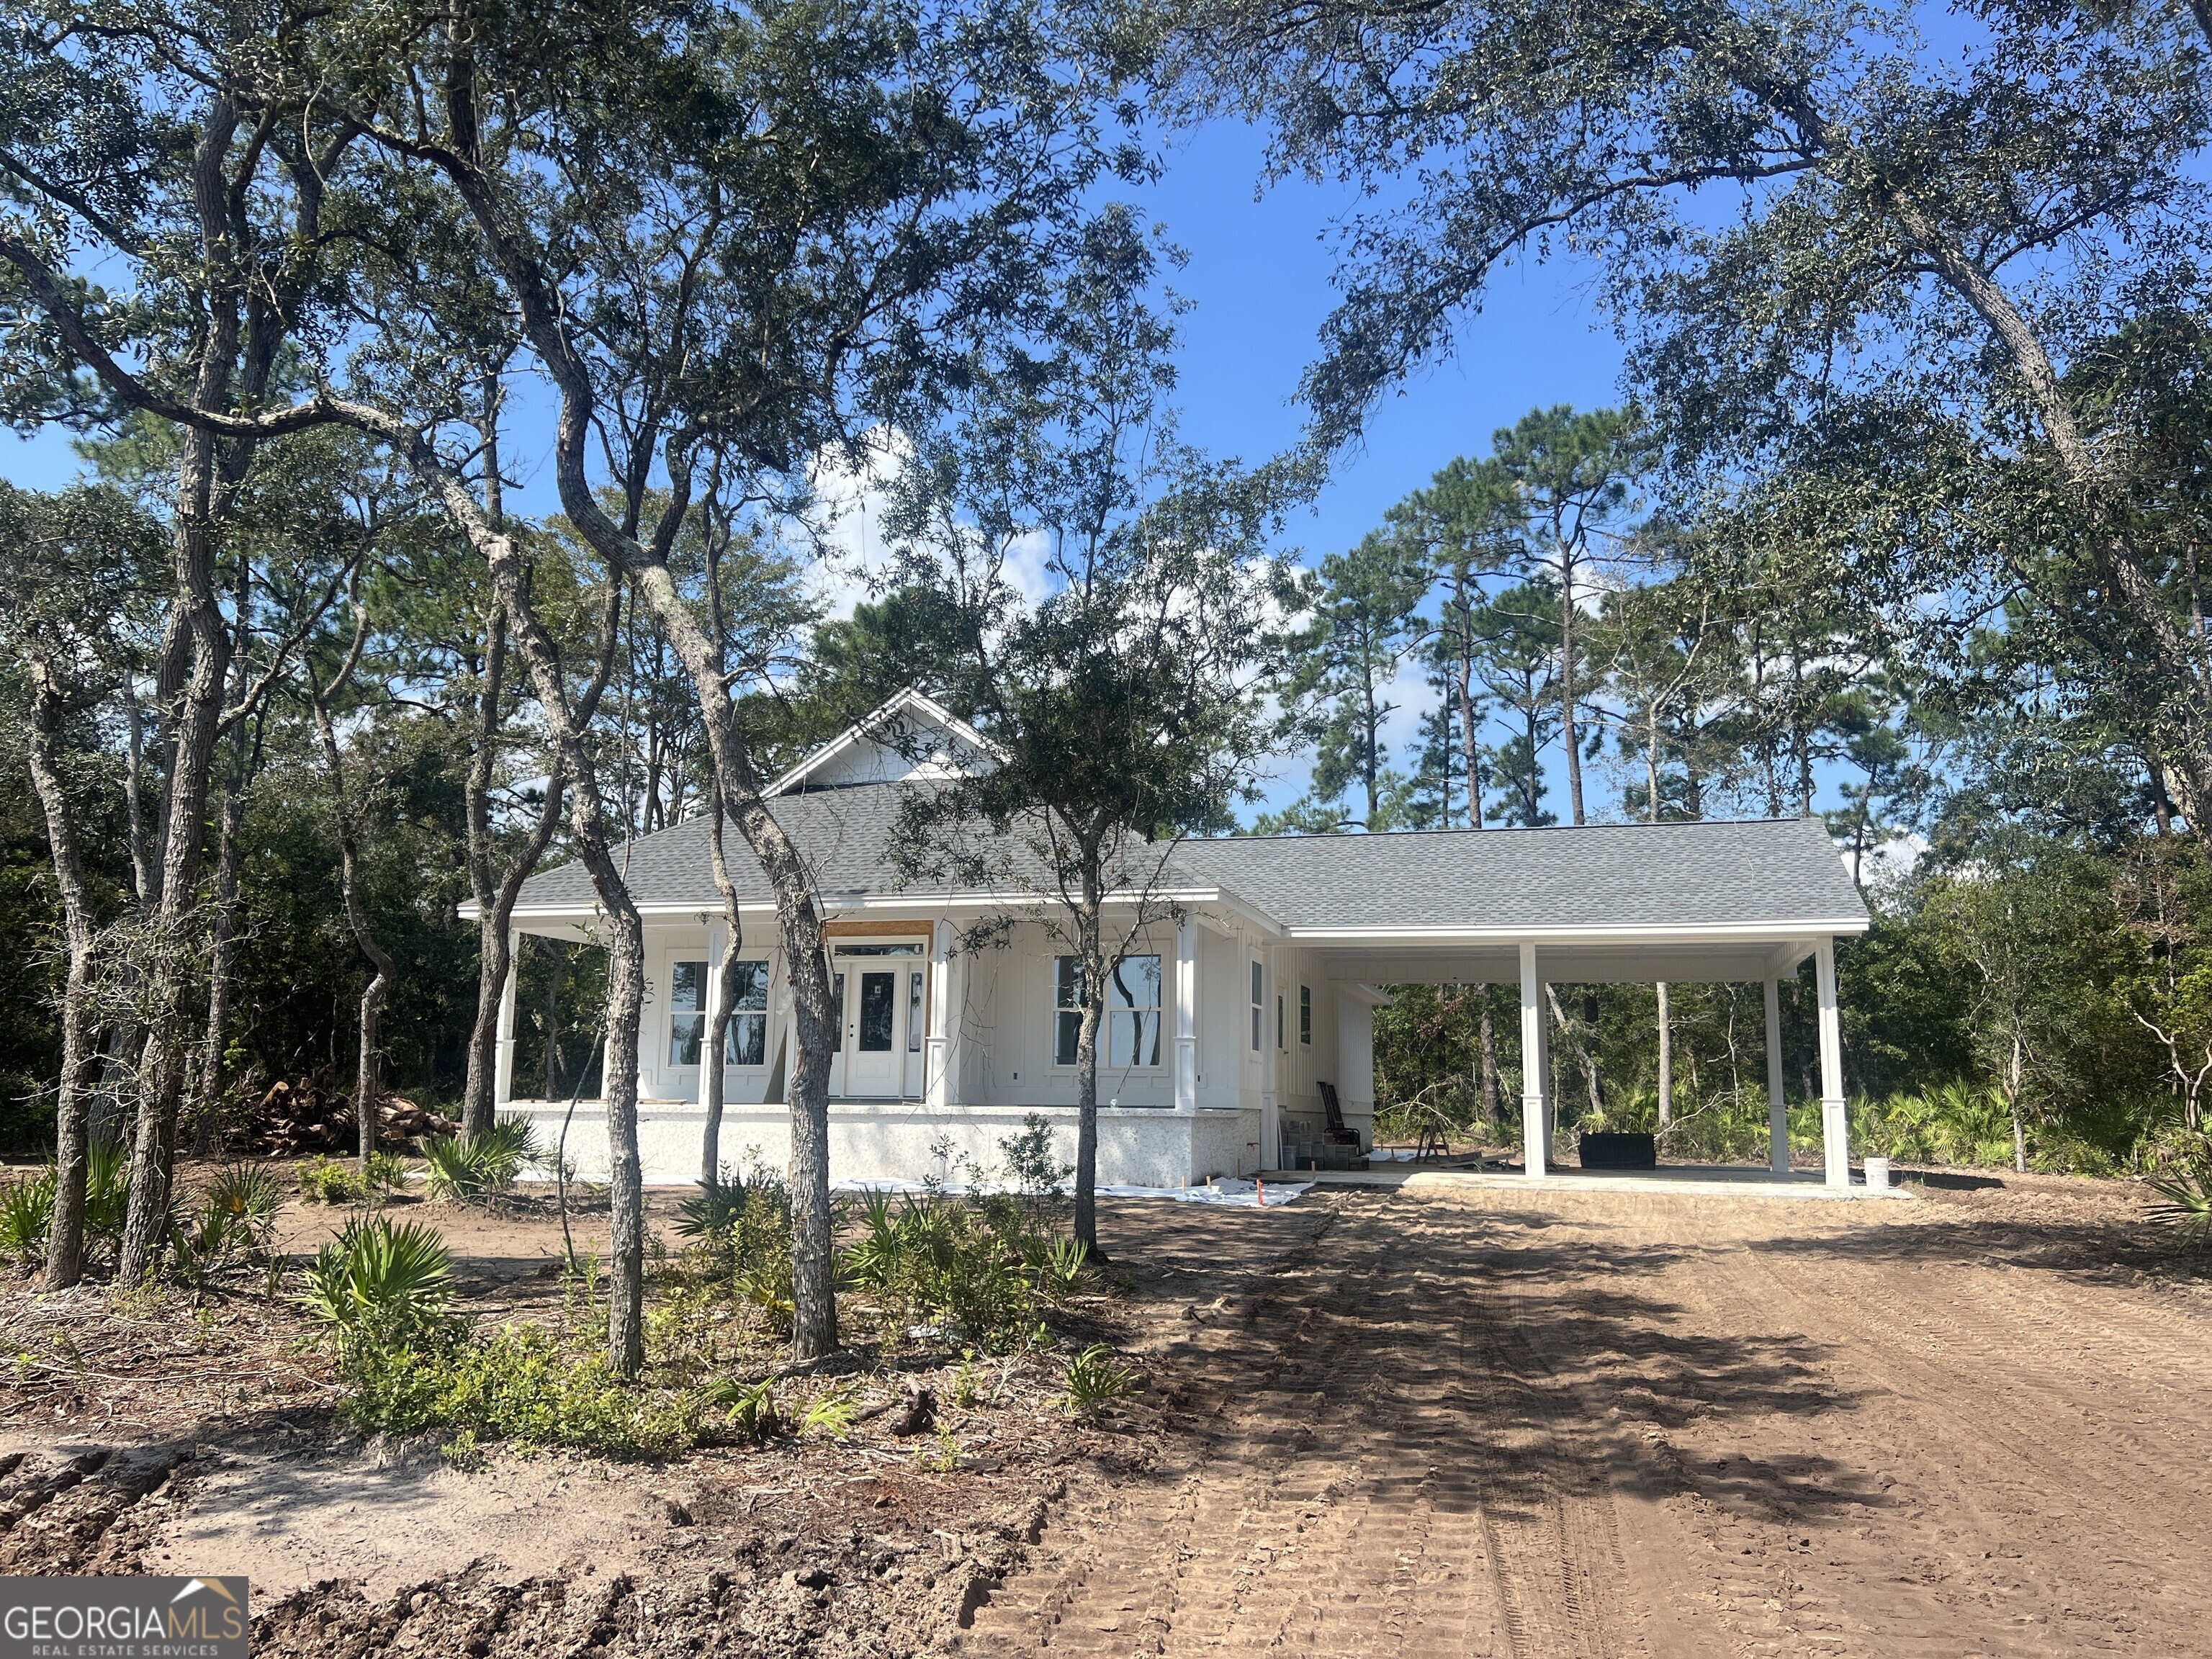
[1337,982,1394,1009]
[763,686,1004,797]
[1282,917,1871,945]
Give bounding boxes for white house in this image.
[478,691,1872,1189]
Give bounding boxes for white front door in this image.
[844,967,901,1096]
[831,943,927,1099]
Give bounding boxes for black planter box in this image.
[1578,1131,1657,1170]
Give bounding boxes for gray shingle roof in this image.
[1171,816,1869,932]
[513,783,1868,933]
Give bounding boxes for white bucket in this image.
[1863,1156,1892,1191]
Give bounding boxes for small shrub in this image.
[422,1117,539,1204]
[340,1321,700,1455]
[300,1215,455,1341]
[999,1112,1071,1197]
[0,1174,54,1267]
[703,1374,781,1439]
[1037,1236,1093,1298]
[170,1161,283,1284]
[950,1349,984,1408]
[800,1380,859,1439]
[836,1192,1036,1349]
[364,1151,410,1193]
[2149,1169,2212,1249]
[1062,1343,1142,1419]
[674,1177,749,1241]
[299,1156,369,1206]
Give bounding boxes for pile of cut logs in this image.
[245,1072,458,1156]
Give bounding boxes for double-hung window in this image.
[669,961,708,1066]
[728,961,770,1067]
[1055,955,1163,1067]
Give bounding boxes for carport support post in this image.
[1763,977,1787,1176]
[1815,937,1850,1188]
[1519,942,1548,1177]
[493,928,518,1107]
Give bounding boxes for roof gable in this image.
[767,687,998,796]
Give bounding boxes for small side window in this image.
[1299,984,1312,1046]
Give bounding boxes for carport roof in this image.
[1173,814,1868,935]
[504,783,1869,938]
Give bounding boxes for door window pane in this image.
[669,960,707,1066]
[858,971,896,1051]
[908,971,924,1053]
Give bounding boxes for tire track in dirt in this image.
[1667,1205,2212,1655]
[969,1184,2211,1658]
[963,1195,1668,1658]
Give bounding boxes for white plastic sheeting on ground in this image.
[830,1177,1314,1208]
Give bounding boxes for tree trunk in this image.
[1560,554,1584,825]
[1656,981,1673,1130]
[26,665,96,1289]
[117,96,246,1285]
[1545,984,1604,1120]
[459,607,566,1140]
[1475,986,1500,1128]
[1457,606,1483,830]
[1071,888,1105,1254]
[308,601,396,1170]
[190,608,254,1158]
[701,786,747,1187]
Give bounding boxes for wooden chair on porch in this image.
[1316,1082,1362,1148]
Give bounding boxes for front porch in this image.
[498,1097,1265,1190]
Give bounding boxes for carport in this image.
[1174,817,1873,1189]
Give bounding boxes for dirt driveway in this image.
[965,1179,2212,1658]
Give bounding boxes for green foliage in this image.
[837,1191,1041,1349]
[673,1177,749,1241]
[363,1151,410,1192]
[421,1115,539,1203]
[0,1172,52,1267]
[999,1113,1072,1198]
[298,1156,370,1206]
[2146,1170,2212,1250]
[299,1216,455,1342]
[1061,1342,1142,1419]
[701,1374,782,1439]
[169,1161,284,1285]
[338,1321,705,1457]
[1038,1236,1094,1297]
[800,1380,860,1439]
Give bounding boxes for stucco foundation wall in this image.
[511,1101,1210,1189]
[1189,1107,1264,1182]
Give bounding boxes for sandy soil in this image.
[4,1173,2208,1656]
[962,1175,2212,1658]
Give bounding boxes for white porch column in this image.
[1519,942,1547,1177]
[1259,950,1279,1169]
[1815,936,1850,1188]
[700,917,727,1107]
[1763,976,1788,1176]
[493,928,519,1107]
[925,920,960,1109]
[1174,917,1199,1113]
